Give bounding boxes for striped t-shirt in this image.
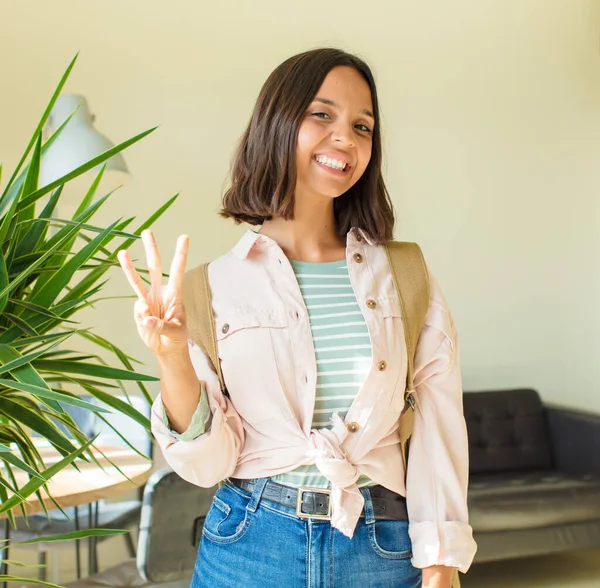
[272,258,374,489]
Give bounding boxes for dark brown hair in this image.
[220,47,395,243]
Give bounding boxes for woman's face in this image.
[295,66,374,203]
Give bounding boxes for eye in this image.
[311,111,331,120]
[355,123,373,134]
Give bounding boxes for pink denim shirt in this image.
[151,228,477,573]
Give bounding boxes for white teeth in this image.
[316,155,347,171]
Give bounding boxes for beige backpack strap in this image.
[182,263,226,392]
[384,241,430,470]
[385,245,462,588]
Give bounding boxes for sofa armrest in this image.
[546,404,600,475]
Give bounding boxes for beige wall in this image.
[0,0,599,411]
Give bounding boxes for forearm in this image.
[157,348,203,433]
[422,565,454,588]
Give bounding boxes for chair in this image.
[11,394,151,583]
[465,388,600,561]
[64,468,217,587]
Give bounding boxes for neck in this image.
[258,193,346,262]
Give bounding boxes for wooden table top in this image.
[4,442,153,516]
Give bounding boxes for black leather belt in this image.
[230,478,408,521]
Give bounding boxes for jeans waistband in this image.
[228,477,408,522]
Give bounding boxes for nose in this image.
[330,118,355,147]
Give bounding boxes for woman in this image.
[118,48,477,588]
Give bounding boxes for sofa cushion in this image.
[464,389,553,474]
[468,470,600,532]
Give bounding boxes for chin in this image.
[312,183,347,200]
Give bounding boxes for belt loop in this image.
[360,486,376,525]
[246,478,269,513]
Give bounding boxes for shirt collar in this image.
[349,226,375,246]
[231,227,375,260]
[231,229,265,260]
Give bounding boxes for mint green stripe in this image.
[271,258,374,490]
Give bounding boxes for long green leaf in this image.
[9,298,67,320]
[0,252,8,315]
[10,329,78,349]
[0,380,110,412]
[30,189,120,295]
[73,164,106,218]
[0,575,62,588]
[0,106,78,223]
[0,344,66,415]
[18,132,43,222]
[0,436,94,514]
[119,193,179,251]
[0,221,81,302]
[18,127,157,211]
[38,217,137,240]
[0,182,23,247]
[4,312,39,336]
[17,527,129,545]
[76,331,149,401]
[28,221,119,309]
[14,186,63,259]
[0,558,44,568]
[43,376,118,389]
[40,190,115,258]
[33,360,158,382]
[79,384,150,430]
[0,53,79,203]
[0,445,45,479]
[0,474,27,499]
[0,398,78,455]
[95,412,149,458]
[0,333,73,376]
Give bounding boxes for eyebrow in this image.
[313,97,375,120]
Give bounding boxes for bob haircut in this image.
[220,47,395,244]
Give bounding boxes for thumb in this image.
[143,316,182,339]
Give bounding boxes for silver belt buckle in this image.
[296,486,332,520]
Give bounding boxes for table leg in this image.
[88,503,93,576]
[93,501,99,573]
[87,502,99,576]
[1,518,9,588]
[75,506,81,579]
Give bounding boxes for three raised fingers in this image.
[118,231,189,300]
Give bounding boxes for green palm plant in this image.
[0,55,174,584]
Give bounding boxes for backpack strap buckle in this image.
[405,389,416,411]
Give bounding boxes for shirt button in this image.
[353,252,363,263]
[347,422,360,433]
[366,299,377,309]
[356,233,363,242]
[221,323,230,334]
[378,360,387,371]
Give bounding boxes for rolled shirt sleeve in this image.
[151,340,245,488]
[406,273,477,573]
[160,384,211,441]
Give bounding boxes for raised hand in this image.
[118,230,189,357]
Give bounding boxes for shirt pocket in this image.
[216,309,294,427]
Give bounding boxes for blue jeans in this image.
[192,478,422,588]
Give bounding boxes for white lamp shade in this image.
[39,94,128,188]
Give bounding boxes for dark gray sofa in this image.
[464,388,600,562]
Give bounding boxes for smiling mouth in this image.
[314,155,350,173]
